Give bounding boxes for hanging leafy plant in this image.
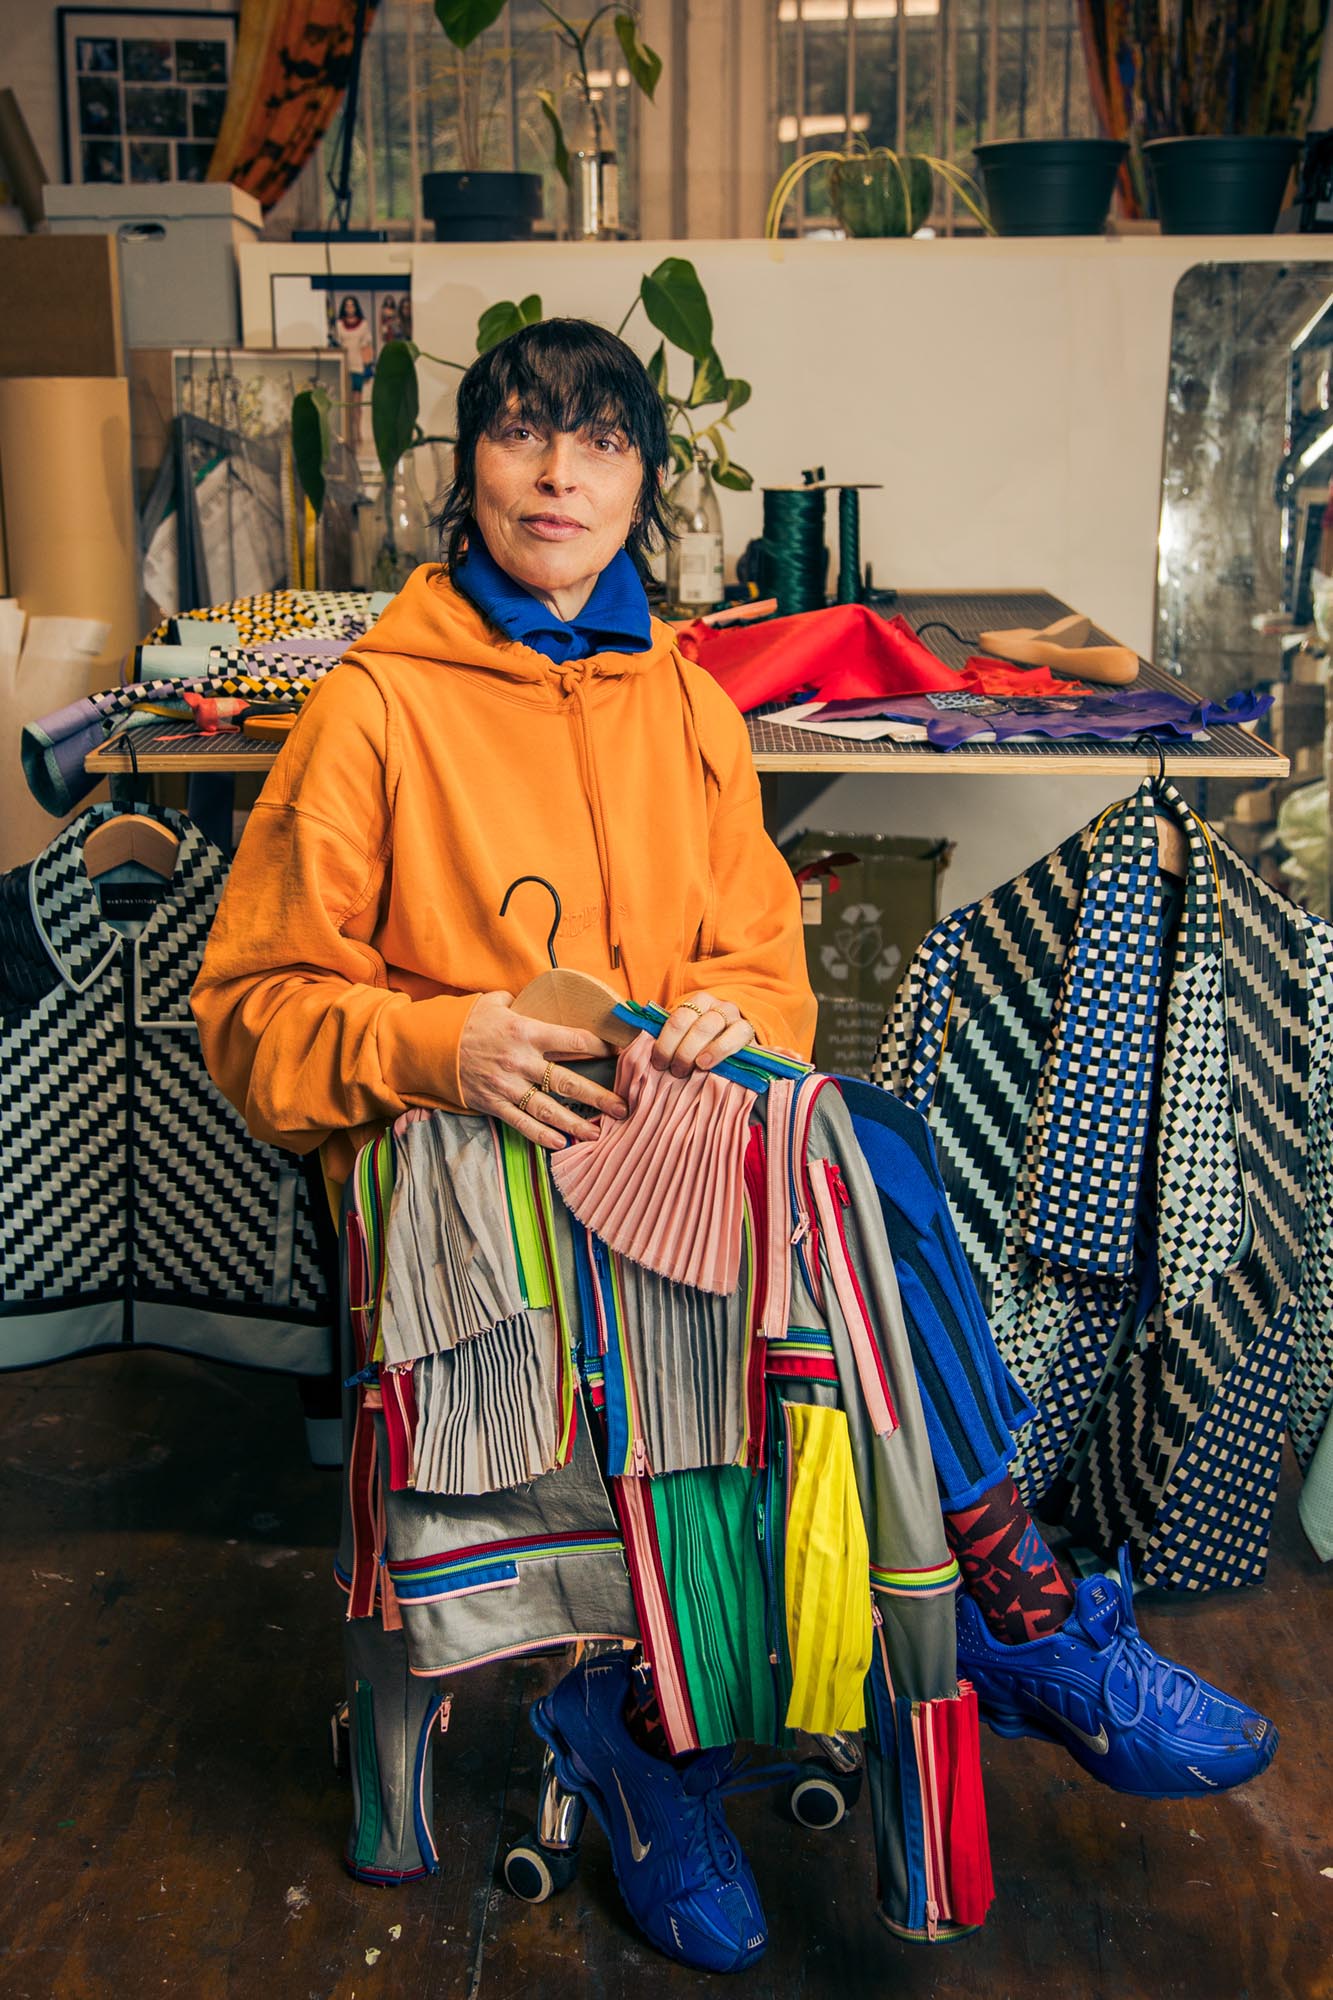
[430,2,661,184]
[766,139,993,239]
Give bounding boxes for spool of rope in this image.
[837,487,861,605]
[759,477,830,616]
[757,472,884,616]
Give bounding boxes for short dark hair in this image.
[435,317,674,577]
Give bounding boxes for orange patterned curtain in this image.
[207,0,380,211]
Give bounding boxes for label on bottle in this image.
[675,531,723,608]
[600,156,620,235]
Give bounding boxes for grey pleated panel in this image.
[411,1311,561,1496]
[614,1253,749,1474]
[380,1113,524,1366]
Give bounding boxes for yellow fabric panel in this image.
[782,1401,872,1734]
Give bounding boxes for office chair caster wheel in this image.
[785,1759,862,1829]
[503,1838,581,1903]
[330,1699,350,1777]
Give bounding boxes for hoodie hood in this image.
[350,562,682,697]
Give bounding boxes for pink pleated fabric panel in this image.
[550,1033,753,1294]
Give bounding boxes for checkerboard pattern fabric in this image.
[146,589,380,646]
[1290,923,1333,1475]
[0,804,332,1373]
[875,779,1333,1590]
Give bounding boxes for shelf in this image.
[85,589,1288,783]
[746,589,1287,779]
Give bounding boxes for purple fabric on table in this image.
[807,686,1272,751]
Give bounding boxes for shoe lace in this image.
[677,1754,742,1879]
[1100,1625,1204,1731]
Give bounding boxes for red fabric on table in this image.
[678,604,1089,711]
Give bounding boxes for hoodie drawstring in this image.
[554,663,623,972]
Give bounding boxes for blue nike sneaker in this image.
[956,1548,1278,1799]
[529,1653,767,1972]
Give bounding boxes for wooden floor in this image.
[0,1349,1328,2000]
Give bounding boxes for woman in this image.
[194,319,1274,1972]
[332,294,375,450]
[192,318,816,1972]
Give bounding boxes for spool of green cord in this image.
[759,485,830,616]
[837,487,861,605]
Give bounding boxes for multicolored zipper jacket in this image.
[875,777,1333,1591]
[335,1057,997,1943]
[0,803,332,1376]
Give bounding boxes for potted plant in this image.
[1144,136,1301,234]
[424,2,661,241]
[970,139,1129,236]
[765,138,991,238]
[422,0,545,241]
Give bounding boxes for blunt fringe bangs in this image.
[435,317,674,577]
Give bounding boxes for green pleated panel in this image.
[649,1465,779,1749]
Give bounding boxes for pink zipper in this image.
[764,1078,796,1342]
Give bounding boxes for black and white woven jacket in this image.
[875,779,1333,1592]
[0,803,332,1375]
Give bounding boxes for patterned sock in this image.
[944,1476,1075,1644]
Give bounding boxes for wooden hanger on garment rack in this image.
[82,812,179,881]
[1139,738,1188,875]
[500,875,638,1047]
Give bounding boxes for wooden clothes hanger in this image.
[1138,738,1188,874]
[500,874,638,1047]
[82,810,179,882]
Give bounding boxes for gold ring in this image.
[678,999,707,1018]
[516,1085,537,1115]
[540,1060,555,1095]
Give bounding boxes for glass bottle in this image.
[370,452,433,591]
[565,85,620,240]
[666,449,725,615]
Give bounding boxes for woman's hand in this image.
[652,993,756,1079]
[458,991,628,1150]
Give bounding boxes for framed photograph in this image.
[271,274,415,470]
[57,8,237,184]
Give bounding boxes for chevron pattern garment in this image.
[875,779,1333,1590]
[0,803,332,1374]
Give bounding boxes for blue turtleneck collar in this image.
[455,532,653,664]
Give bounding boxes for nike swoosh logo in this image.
[613,1771,652,1862]
[1030,1696,1109,1756]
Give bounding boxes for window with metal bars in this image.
[334,0,640,238]
[775,0,1098,234]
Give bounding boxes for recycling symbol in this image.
[818,903,901,985]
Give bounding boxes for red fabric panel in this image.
[930,1684,995,1928]
[681,604,1088,711]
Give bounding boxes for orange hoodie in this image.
[191,564,816,1180]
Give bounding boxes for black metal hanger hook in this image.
[499,875,563,969]
[1136,734,1168,785]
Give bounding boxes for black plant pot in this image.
[973,138,1128,235]
[1144,136,1300,235]
[421,170,543,242]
